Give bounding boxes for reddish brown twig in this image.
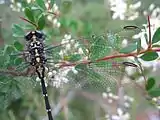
[59,47,160,68]
[19,16,38,29]
[0,67,35,77]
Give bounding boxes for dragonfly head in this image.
[24,31,45,41]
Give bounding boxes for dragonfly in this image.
[0,26,139,120]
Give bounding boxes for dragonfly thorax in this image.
[24,31,46,67]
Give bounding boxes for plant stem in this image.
[19,17,38,29]
[60,47,160,68]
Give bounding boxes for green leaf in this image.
[14,57,23,65]
[152,44,160,48]
[37,14,45,30]
[107,33,121,50]
[140,51,158,61]
[148,88,160,97]
[4,45,15,54]
[0,55,7,67]
[50,0,55,9]
[152,27,160,44]
[145,77,156,91]
[14,41,24,51]
[119,43,137,54]
[36,0,46,10]
[137,40,141,53]
[24,7,35,23]
[9,54,16,65]
[61,1,72,14]
[89,36,111,60]
[24,24,36,30]
[12,24,25,37]
[83,21,92,35]
[69,20,78,32]
[68,54,82,62]
[144,33,149,45]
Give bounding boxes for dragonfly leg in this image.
[10,51,29,56]
[14,62,30,71]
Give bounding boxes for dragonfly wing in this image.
[55,60,125,94]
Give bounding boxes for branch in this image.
[60,48,160,68]
[0,67,35,77]
[19,17,38,29]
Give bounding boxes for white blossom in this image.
[70,39,75,44]
[50,67,73,88]
[124,102,130,108]
[53,19,58,25]
[36,77,41,82]
[124,95,134,102]
[111,108,130,120]
[121,39,128,48]
[53,18,61,28]
[11,0,15,3]
[48,72,53,77]
[102,88,119,104]
[16,2,21,8]
[109,0,127,20]
[53,4,59,12]
[102,92,108,98]
[108,93,113,97]
[129,1,141,9]
[74,42,79,48]
[107,87,111,92]
[56,22,61,28]
[27,0,32,3]
[78,48,84,54]
[45,2,49,9]
[47,15,52,21]
[71,67,78,74]
[105,114,111,120]
[65,44,71,50]
[52,70,57,75]
[112,95,119,100]
[149,4,155,11]
[59,50,64,57]
[64,34,72,40]
[108,99,113,103]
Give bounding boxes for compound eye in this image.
[35,31,45,39]
[25,31,33,41]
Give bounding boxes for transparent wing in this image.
[64,60,125,93]
[46,33,127,94]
